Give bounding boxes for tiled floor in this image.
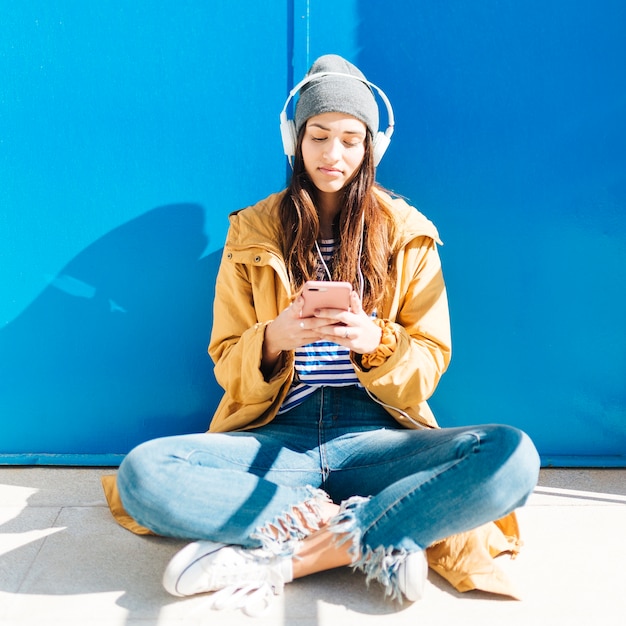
[1,467,625,625]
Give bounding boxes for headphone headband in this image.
[279,71,395,167]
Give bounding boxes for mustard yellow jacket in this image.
[102,188,523,599]
[209,188,451,433]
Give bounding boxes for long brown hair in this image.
[278,129,396,313]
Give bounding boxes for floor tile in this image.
[0,468,111,507]
[0,507,64,593]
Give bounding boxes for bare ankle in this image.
[291,527,353,579]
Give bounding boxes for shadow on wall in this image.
[0,204,223,457]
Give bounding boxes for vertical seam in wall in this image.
[305,0,310,65]
[286,0,295,93]
[291,0,311,82]
[286,0,311,181]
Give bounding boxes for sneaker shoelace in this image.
[204,548,286,616]
[208,569,285,617]
[206,547,286,586]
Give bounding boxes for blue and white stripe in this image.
[279,238,360,414]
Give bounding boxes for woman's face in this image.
[301,112,367,196]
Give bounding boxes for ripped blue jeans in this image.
[117,386,539,592]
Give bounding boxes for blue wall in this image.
[0,1,288,462]
[354,0,626,465]
[1,1,625,465]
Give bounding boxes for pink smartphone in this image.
[301,281,353,317]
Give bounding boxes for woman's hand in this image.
[310,290,382,355]
[261,296,325,373]
[264,296,324,355]
[262,291,382,375]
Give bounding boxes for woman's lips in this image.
[319,167,342,176]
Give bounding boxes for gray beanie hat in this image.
[294,54,379,137]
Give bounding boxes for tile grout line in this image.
[14,506,65,594]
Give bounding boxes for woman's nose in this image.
[322,138,341,161]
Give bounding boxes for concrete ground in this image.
[0,467,625,626]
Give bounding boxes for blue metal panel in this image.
[1,1,624,466]
[352,0,626,465]
[0,2,288,462]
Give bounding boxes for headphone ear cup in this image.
[280,118,297,159]
[372,132,390,166]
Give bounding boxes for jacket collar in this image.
[227,188,442,258]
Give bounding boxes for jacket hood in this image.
[228,188,442,251]
[226,191,286,253]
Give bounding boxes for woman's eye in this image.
[311,136,326,142]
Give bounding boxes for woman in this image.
[116,54,540,614]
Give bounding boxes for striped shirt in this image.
[278,238,360,414]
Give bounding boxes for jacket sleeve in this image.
[353,235,451,423]
[208,244,294,431]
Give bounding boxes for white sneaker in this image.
[163,541,293,614]
[396,549,428,602]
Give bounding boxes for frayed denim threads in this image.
[251,486,331,556]
[326,495,415,601]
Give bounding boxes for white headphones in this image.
[279,71,395,167]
